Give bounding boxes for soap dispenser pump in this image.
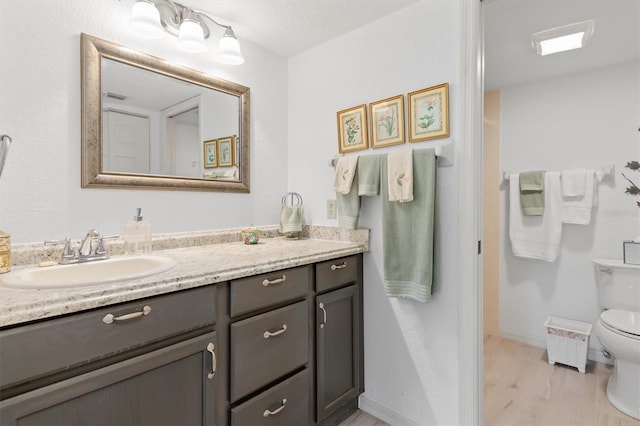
[124,208,151,255]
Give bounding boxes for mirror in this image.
[81,33,250,192]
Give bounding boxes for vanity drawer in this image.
[315,255,360,293]
[231,369,309,426]
[0,285,216,390]
[230,265,311,317]
[230,300,308,402]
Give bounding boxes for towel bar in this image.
[330,139,454,168]
[502,163,615,183]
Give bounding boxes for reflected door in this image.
[104,111,150,173]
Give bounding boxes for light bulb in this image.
[179,19,207,53]
[130,1,163,39]
[216,29,244,65]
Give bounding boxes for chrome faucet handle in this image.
[44,237,75,260]
[95,235,120,255]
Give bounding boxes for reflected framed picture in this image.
[337,104,368,153]
[217,135,235,167]
[203,140,218,168]
[369,94,405,148]
[408,82,449,142]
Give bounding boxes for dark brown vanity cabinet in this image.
[315,255,364,423]
[0,252,364,426]
[0,286,218,426]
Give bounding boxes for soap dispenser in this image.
[124,208,151,255]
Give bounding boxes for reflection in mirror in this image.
[81,33,250,192]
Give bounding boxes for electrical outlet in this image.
[327,199,337,219]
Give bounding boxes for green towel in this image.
[381,149,436,302]
[519,171,545,216]
[357,155,380,196]
[337,171,361,229]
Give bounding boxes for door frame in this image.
[457,0,484,425]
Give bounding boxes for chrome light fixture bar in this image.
[130,0,244,65]
[532,20,595,56]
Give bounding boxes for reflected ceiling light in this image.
[129,0,244,65]
[532,20,595,56]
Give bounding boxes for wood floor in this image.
[341,335,639,426]
[339,410,389,426]
[485,335,640,426]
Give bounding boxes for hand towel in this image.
[387,150,413,202]
[334,156,358,195]
[382,149,436,302]
[519,171,545,216]
[279,205,303,234]
[337,171,361,229]
[562,169,596,225]
[561,168,587,197]
[357,155,381,196]
[509,172,562,262]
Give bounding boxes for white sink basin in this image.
[1,255,177,289]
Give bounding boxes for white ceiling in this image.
[484,0,640,90]
[182,0,420,58]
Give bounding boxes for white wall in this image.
[499,62,640,358]
[0,0,288,243]
[288,1,461,424]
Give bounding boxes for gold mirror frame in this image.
[81,33,250,192]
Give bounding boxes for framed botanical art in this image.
[369,94,405,148]
[217,135,235,167]
[337,104,368,153]
[408,83,450,142]
[203,139,218,168]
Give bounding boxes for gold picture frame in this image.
[203,140,218,168]
[217,135,236,167]
[369,94,405,148]
[408,83,450,142]
[337,104,368,153]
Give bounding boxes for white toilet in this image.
[593,258,640,420]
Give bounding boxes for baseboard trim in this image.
[358,395,422,426]
[499,330,612,365]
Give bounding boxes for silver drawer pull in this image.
[263,399,287,417]
[331,262,347,271]
[102,305,151,324]
[319,303,327,328]
[262,274,286,286]
[263,324,287,339]
[207,343,216,380]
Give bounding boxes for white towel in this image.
[561,168,587,197]
[562,169,596,225]
[509,172,563,262]
[387,150,413,202]
[334,156,358,194]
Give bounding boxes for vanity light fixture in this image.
[532,20,595,56]
[129,0,244,64]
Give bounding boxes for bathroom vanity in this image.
[0,237,365,426]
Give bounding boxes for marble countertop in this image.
[0,237,366,328]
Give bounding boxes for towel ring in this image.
[281,192,303,207]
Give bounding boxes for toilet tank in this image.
[593,258,640,312]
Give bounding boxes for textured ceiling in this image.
[178,0,420,57]
[484,0,640,90]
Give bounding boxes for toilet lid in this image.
[600,309,640,336]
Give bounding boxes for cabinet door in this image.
[0,332,218,426]
[315,285,361,422]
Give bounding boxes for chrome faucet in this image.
[45,229,119,264]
